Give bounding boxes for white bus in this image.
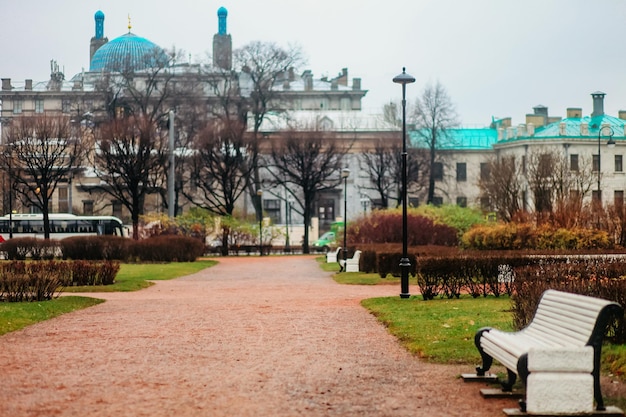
[0,213,127,241]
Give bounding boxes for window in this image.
[456,162,467,182]
[318,198,334,221]
[263,199,281,224]
[456,196,467,207]
[522,155,527,174]
[592,190,601,202]
[83,200,94,215]
[13,99,22,114]
[58,187,69,213]
[62,99,71,114]
[593,154,600,172]
[433,162,443,181]
[34,99,44,113]
[615,190,624,210]
[616,155,623,172]
[432,196,443,206]
[570,154,579,171]
[480,196,491,211]
[480,163,490,181]
[408,197,419,207]
[112,200,122,219]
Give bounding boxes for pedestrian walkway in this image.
[0,256,515,416]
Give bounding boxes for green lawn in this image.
[0,259,217,335]
[63,260,217,292]
[0,296,105,336]
[362,295,514,363]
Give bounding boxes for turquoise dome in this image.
[90,32,169,72]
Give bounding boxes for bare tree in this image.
[265,129,351,254]
[409,81,459,205]
[360,139,425,209]
[479,155,523,222]
[232,41,305,218]
[89,115,167,239]
[182,118,255,255]
[0,115,86,239]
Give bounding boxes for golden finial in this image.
[128,14,132,32]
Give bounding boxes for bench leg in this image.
[475,328,493,376]
[500,369,517,392]
[593,366,605,411]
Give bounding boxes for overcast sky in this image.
[3,0,626,126]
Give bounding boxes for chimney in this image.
[533,105,548,117]
[302,70,313,91]
[352,78,361,90]
[25,79,33,90]
[566,108,582,118]
[527,123,535,136]
[331,79,338,90]
[336,68,348,86]
[1,78,11,90]
[619,110,626,120]
[591,91,606,117]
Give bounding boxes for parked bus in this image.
[0,213,127,241]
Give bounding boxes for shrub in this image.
[0,261,70,301]
[512,257,626,343]
[60,236,129,261]
[131,235,205,262]
[348,210,458,246]
[461,223,613,250]
[70,260,120,286]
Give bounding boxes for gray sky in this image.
[3,0,626,126]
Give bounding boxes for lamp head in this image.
[341,168,350,179]
[393,67,416,85]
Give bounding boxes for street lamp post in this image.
[341,168,350,269]
[257,189,263,256]
[285,197,291,253]
[393,67,416,299]
[597,125,616,203]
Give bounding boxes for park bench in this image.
[326,247,341,263]
[339,250,361,273]
[471,289,623,413]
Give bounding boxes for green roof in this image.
[409,128,497,150]
[497,114,625,143]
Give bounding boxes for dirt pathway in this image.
[0,255,517,416]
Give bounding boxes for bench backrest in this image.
[351,250,361,261]
[525,289,622,348]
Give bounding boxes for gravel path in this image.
[0,255,517,416]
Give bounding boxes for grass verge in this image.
[0,296,104,336]
[63,259,217,292]
[0,260,218,335]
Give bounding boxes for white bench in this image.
[473,289,623,412]
[339,250,361,272]
[326,247,341,263]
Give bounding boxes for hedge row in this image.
[0,235,205,262]
[0,260,120,302]
[462,223,612,250]
[512,258,626,343]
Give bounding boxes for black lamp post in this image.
[285,197,292,253]
[393,67,415,299]
[597,125,615,203]
[257,189,263,256]
[341,168,350,268]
